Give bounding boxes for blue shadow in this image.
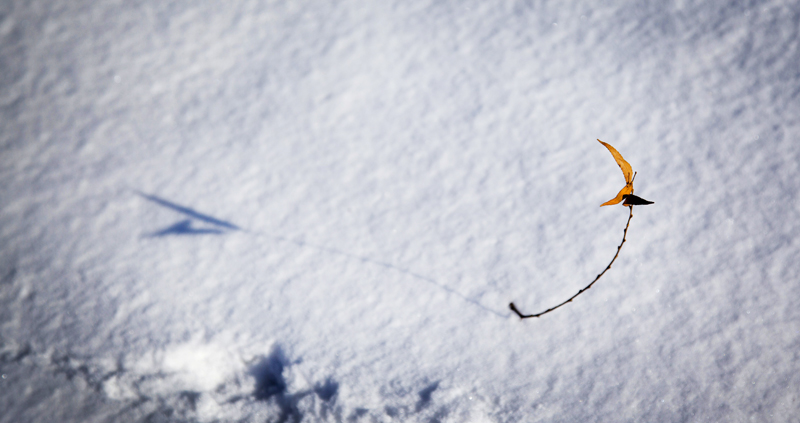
[136,191,240,231]
[146,219,226,237]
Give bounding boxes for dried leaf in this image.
[622,194,654,206]
[600,184,634,207]
[598,139,635,207]
[597,139,633,184]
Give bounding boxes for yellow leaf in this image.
[601,184,634,206]
[597,139,633,184]
[598,139,635,207]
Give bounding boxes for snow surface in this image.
[2,0,800,422]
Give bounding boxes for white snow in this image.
[2,0,799,422]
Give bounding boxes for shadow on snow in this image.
[134,190,505,318]
[136,191,239,237]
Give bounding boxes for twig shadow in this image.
[134,190,504,318]
[261,234,506,319]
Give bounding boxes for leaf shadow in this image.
[136,191,239,237]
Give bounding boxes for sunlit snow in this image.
[2,1,799,422]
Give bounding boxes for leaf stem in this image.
[509,205,634,319]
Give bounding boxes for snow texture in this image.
[1,0,799,422]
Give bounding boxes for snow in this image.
[2,0,799,421]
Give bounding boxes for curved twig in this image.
[509,205,634,319]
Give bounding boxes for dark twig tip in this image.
[509,302,533,319]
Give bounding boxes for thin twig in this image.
[509,205,634,319]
